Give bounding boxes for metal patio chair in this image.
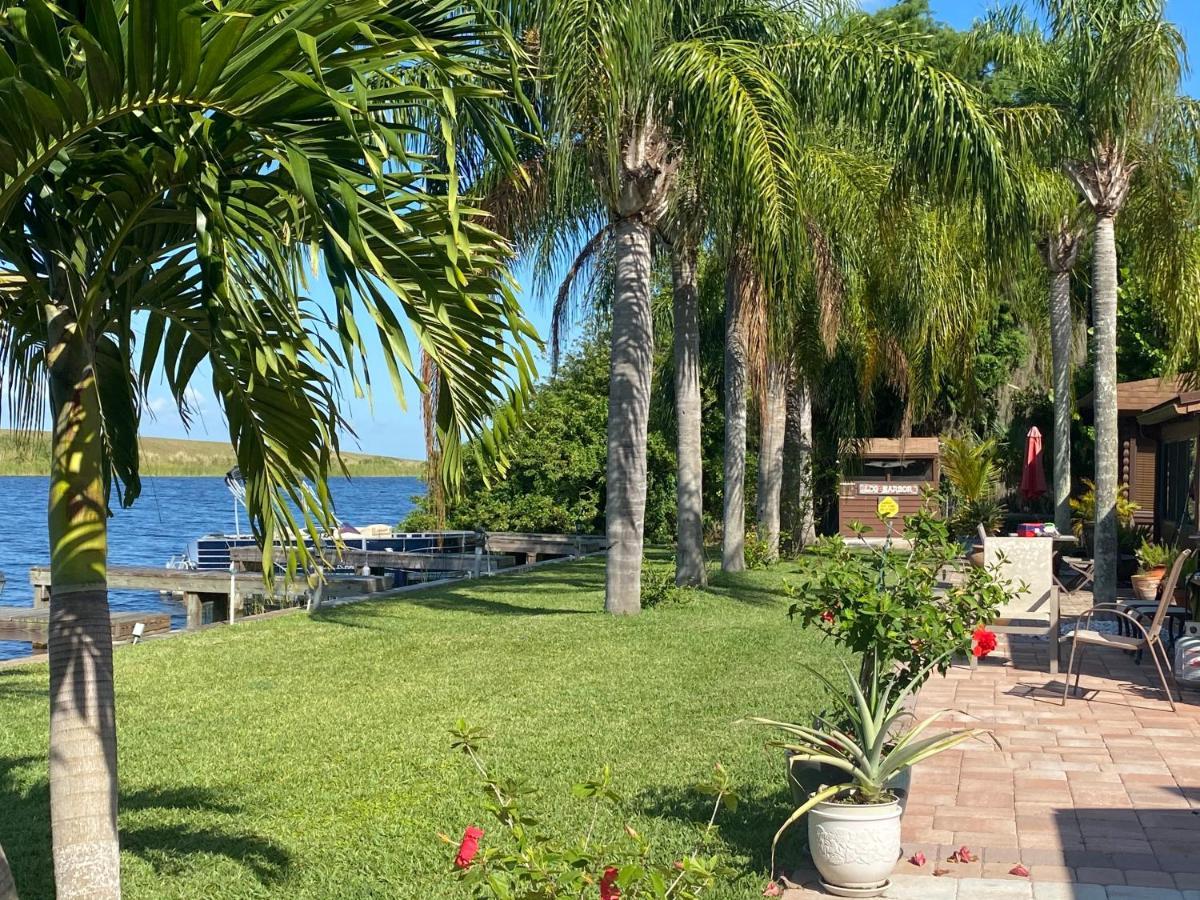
[1060,549,1192,712]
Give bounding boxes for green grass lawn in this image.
[0,556,842,899]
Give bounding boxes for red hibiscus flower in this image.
[600,866,621,900]
[454,826,483,868]
[820,610,835,624]
[971,627,997,658]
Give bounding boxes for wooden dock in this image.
[0,606,170,644]
[486,532,607,563]
[27,565,391,630]
[229,546,517,574]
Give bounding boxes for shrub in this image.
[743,528,774,569]
[640,562,698,608]
[785,498,1010,690]
[446,721,736,899]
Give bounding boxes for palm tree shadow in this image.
[0,759,292,895]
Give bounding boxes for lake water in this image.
[0,475,424,660]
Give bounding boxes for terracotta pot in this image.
[1131,573,1163,603]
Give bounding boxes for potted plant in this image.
[752,658,989,898]
[1131,540,1173,602]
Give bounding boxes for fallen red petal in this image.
[1009,865,1030,877]
[948,845,976,864]
[763,882,783,897]
[908,852,927,867]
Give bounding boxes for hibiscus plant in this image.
[446,720,736,899]
[748,655,990,872]
[786,495,1007,691]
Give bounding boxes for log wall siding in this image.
[837,485,929,537]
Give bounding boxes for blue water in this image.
[0,475,424,660]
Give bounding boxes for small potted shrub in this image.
[1131,540,1173,602]
[752,658,988,897]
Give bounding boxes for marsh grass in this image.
[0,555,840,899]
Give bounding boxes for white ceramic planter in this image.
[807,799,902,897]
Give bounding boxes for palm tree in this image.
[978,0,1195,600]
[0,2,533,896]
[494,0,807,608]
[661,190,709,586]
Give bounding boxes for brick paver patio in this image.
[782,632,1200,899]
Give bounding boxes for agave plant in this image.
[749,655,989,867]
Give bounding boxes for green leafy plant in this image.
[942,435,1001,502]
[447,721,735,899]
[942,435,1007,537]
[787,497,1010,691]
[743,529,775,570]
[1136,540,1174,574]
[640,562,699,608]
[749,657,990,872]
[1070,479,1139,540]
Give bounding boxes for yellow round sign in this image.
[876,496,900,520]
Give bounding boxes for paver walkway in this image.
[782,633,1200,899]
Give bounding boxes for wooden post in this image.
[184,592,202,630]
[34,585,50,608]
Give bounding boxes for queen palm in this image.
[978,0,1196,600]
[0,2,533,896]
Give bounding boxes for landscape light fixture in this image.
[132,622,145,644]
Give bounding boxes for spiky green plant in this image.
[749,656,989,873]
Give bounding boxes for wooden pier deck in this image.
[229,546,517,574]
[0,606,170,644]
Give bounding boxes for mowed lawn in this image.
[0,556,843,899]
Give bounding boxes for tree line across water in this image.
[2,1,1200,898]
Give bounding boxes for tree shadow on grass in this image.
[634,781,805,874]
[701,571,790,608]
[313,592,596,623]
[0,758,291,896]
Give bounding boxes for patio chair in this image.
[977,535,1061,674]
[1060,549,1193,712]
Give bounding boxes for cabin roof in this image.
[1079,376,1188,415]
[858,437,940,459]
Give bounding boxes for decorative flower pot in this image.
[967,544,985,569]
[1131,573,1163,603]
[808,798,903,897]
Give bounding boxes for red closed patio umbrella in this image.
[1020,425,1048,502]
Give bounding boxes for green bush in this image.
[401,336,678,540]
[640,561,699,608]
[785,498,1010,690]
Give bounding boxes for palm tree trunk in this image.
[0,841,18,900]
[1091,214,1120,603]
[605,216,655,614]
[45,314,121,899]
[1048,265,1074,535]
[722,254,748,573]
[755,358,787,560]
[782,370,816,553]
[671,242,706,586]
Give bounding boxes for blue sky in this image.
[135,0,1200,460]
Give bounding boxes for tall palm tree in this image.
[495,0,806,608]
[977,0,1196,600]
[661,188,709,586]
[0,2,533,896]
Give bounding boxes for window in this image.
[861,458,934,482]
[1159,438,1197,536]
